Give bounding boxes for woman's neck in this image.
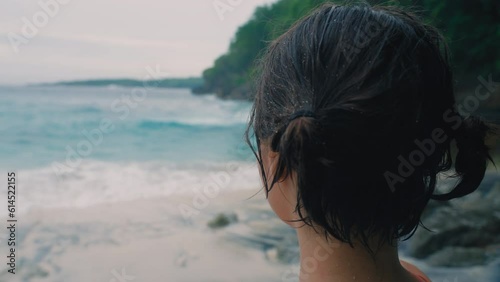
[296,227,419,282]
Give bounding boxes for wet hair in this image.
[245,3,492,250]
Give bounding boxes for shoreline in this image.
[1,186,498,281]
[0,189,294,282]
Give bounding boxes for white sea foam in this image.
[1,160,261,217]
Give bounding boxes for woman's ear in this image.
[261,145,278,180]
[260,145,303,228]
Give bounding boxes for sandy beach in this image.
[0,189,298,282]
[2,182,499,282]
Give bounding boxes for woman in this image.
[246,3,491,282]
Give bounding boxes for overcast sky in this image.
[0,0,276,85]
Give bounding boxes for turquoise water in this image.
[0,85,260,213]
[0,85,254,169]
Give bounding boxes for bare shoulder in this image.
[400,260,432,282]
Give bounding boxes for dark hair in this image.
[246,3,492,250]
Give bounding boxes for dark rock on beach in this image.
[208,212,239,229]
[408,172,500,267]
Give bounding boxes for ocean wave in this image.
[0,160,261,217]
[137,118,247,130]
[71,105,103,114]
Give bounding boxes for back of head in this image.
[247,3,492,249]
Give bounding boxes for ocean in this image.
[0,85,261,216]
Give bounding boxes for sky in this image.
[0,0,277,85]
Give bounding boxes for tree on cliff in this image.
[196,0,499,100]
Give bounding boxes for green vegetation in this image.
[197,0,499,100]
[41,77,203,89]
